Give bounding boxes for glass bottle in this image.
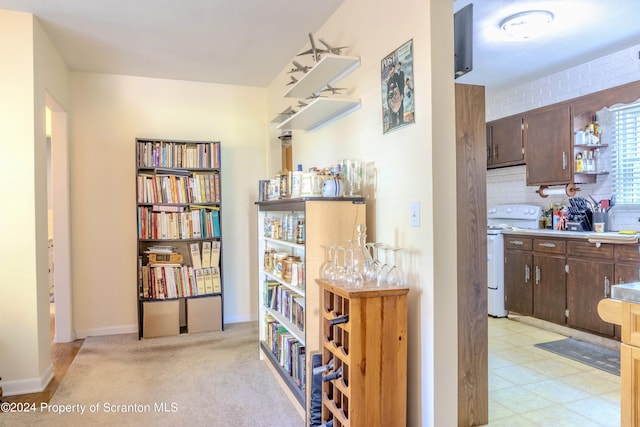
[352,224,373,278]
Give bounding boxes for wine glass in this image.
[364,242,381,284]
[381,247,402,286]
[344,248,364,288]
[376,245,391,287]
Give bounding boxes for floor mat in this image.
[534,338,620,376]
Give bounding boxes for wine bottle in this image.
[322,366,343,382]
[312,358,334,375]
[329,314,349,326]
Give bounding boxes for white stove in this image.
[487,204,542,317]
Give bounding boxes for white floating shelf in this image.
[277,97,361,132]
[284,54,360,99]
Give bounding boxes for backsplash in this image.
[486,43,640,231]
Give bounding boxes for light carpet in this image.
[3,322,304,426]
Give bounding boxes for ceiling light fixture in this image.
[500,10,554,40]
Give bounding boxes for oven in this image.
[487,204,542,317]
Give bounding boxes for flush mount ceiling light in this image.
[500,10,554,40]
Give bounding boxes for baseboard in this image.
[75,324,138,339]
[74,317,258,338]
[2,363,54,397]
[508,314,620,351]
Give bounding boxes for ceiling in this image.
[0,0,639,91]
[455,0,640,91]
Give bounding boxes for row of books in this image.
[137,207,221,240]
[140,263,221,299]
[189,241,221,270]
[136,140,220,169]
[265,319,306,392]
[137,172,220,204]
[265,281,305,332]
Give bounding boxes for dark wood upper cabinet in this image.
[486,116,524,168]
[524,104,572,186]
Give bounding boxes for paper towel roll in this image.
[536,183,580,198]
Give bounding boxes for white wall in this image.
[487,44,640,230]
[0,10,69,395]
[266,0,458,425]
[69,73,267,336]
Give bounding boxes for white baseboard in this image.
[2,363,54,397]
[224,314,257,324]
[74,324,138,339]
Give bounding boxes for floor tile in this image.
[522,357,584,378]
[522,379,591,404]
[562,396,621,426]
[520,405,603,427]
[488,318,621,426]
[487,399,517,421]
[490,385,554,413]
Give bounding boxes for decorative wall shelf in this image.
[277,97,361,132]
[284,54,360,99]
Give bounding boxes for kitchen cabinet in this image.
[524,105,572,186]
[486,116,524,168]
[566,241,615,336]
[504,236,533,315]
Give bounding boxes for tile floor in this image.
[485,317,621,427]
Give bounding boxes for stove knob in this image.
[506,208,512,213]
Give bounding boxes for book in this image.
[211,266,222,293]
[189,242,202,270]
[210,241,220,267]
[203,267,214,294]
[201,241,212,268]
[195,269,206,295]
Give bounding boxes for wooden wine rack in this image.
[317,280,409,427]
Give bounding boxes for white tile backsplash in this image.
[486,44,640,231]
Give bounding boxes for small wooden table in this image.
[597,298,640,426]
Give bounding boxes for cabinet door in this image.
[533,254,566,325]
[566,258,615,336]
[615,263,640,285]
[487,116,524,168]
[524,105,572,185]
[504,250,533,315]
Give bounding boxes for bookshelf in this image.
[256,197,366,422]
[136,138,223,339]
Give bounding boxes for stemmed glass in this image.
[364,243,382,284]
[381,247,402,286]
[376,245,391,287]
[344,248,364,288]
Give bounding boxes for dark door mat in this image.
[534,338,620,376]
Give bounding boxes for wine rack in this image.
[317,279,409,427]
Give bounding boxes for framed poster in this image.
[381,39,415,134]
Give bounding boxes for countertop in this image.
[501,229,639,240]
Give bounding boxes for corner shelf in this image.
[284,54,360,99]
[277,97,361,132]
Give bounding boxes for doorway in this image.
[45,92,73,343]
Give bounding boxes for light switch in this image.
[410,201,420,227]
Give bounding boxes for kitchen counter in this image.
[502,229,639,240]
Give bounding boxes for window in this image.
[610,100,640,205]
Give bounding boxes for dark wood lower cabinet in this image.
[533,253,567,325]
[566,258,615,336]
[504,250,533,315]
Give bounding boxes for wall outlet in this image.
[410,201,420,227]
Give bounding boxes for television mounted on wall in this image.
[454,3,473,79]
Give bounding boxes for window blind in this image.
[611,101,640,205]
